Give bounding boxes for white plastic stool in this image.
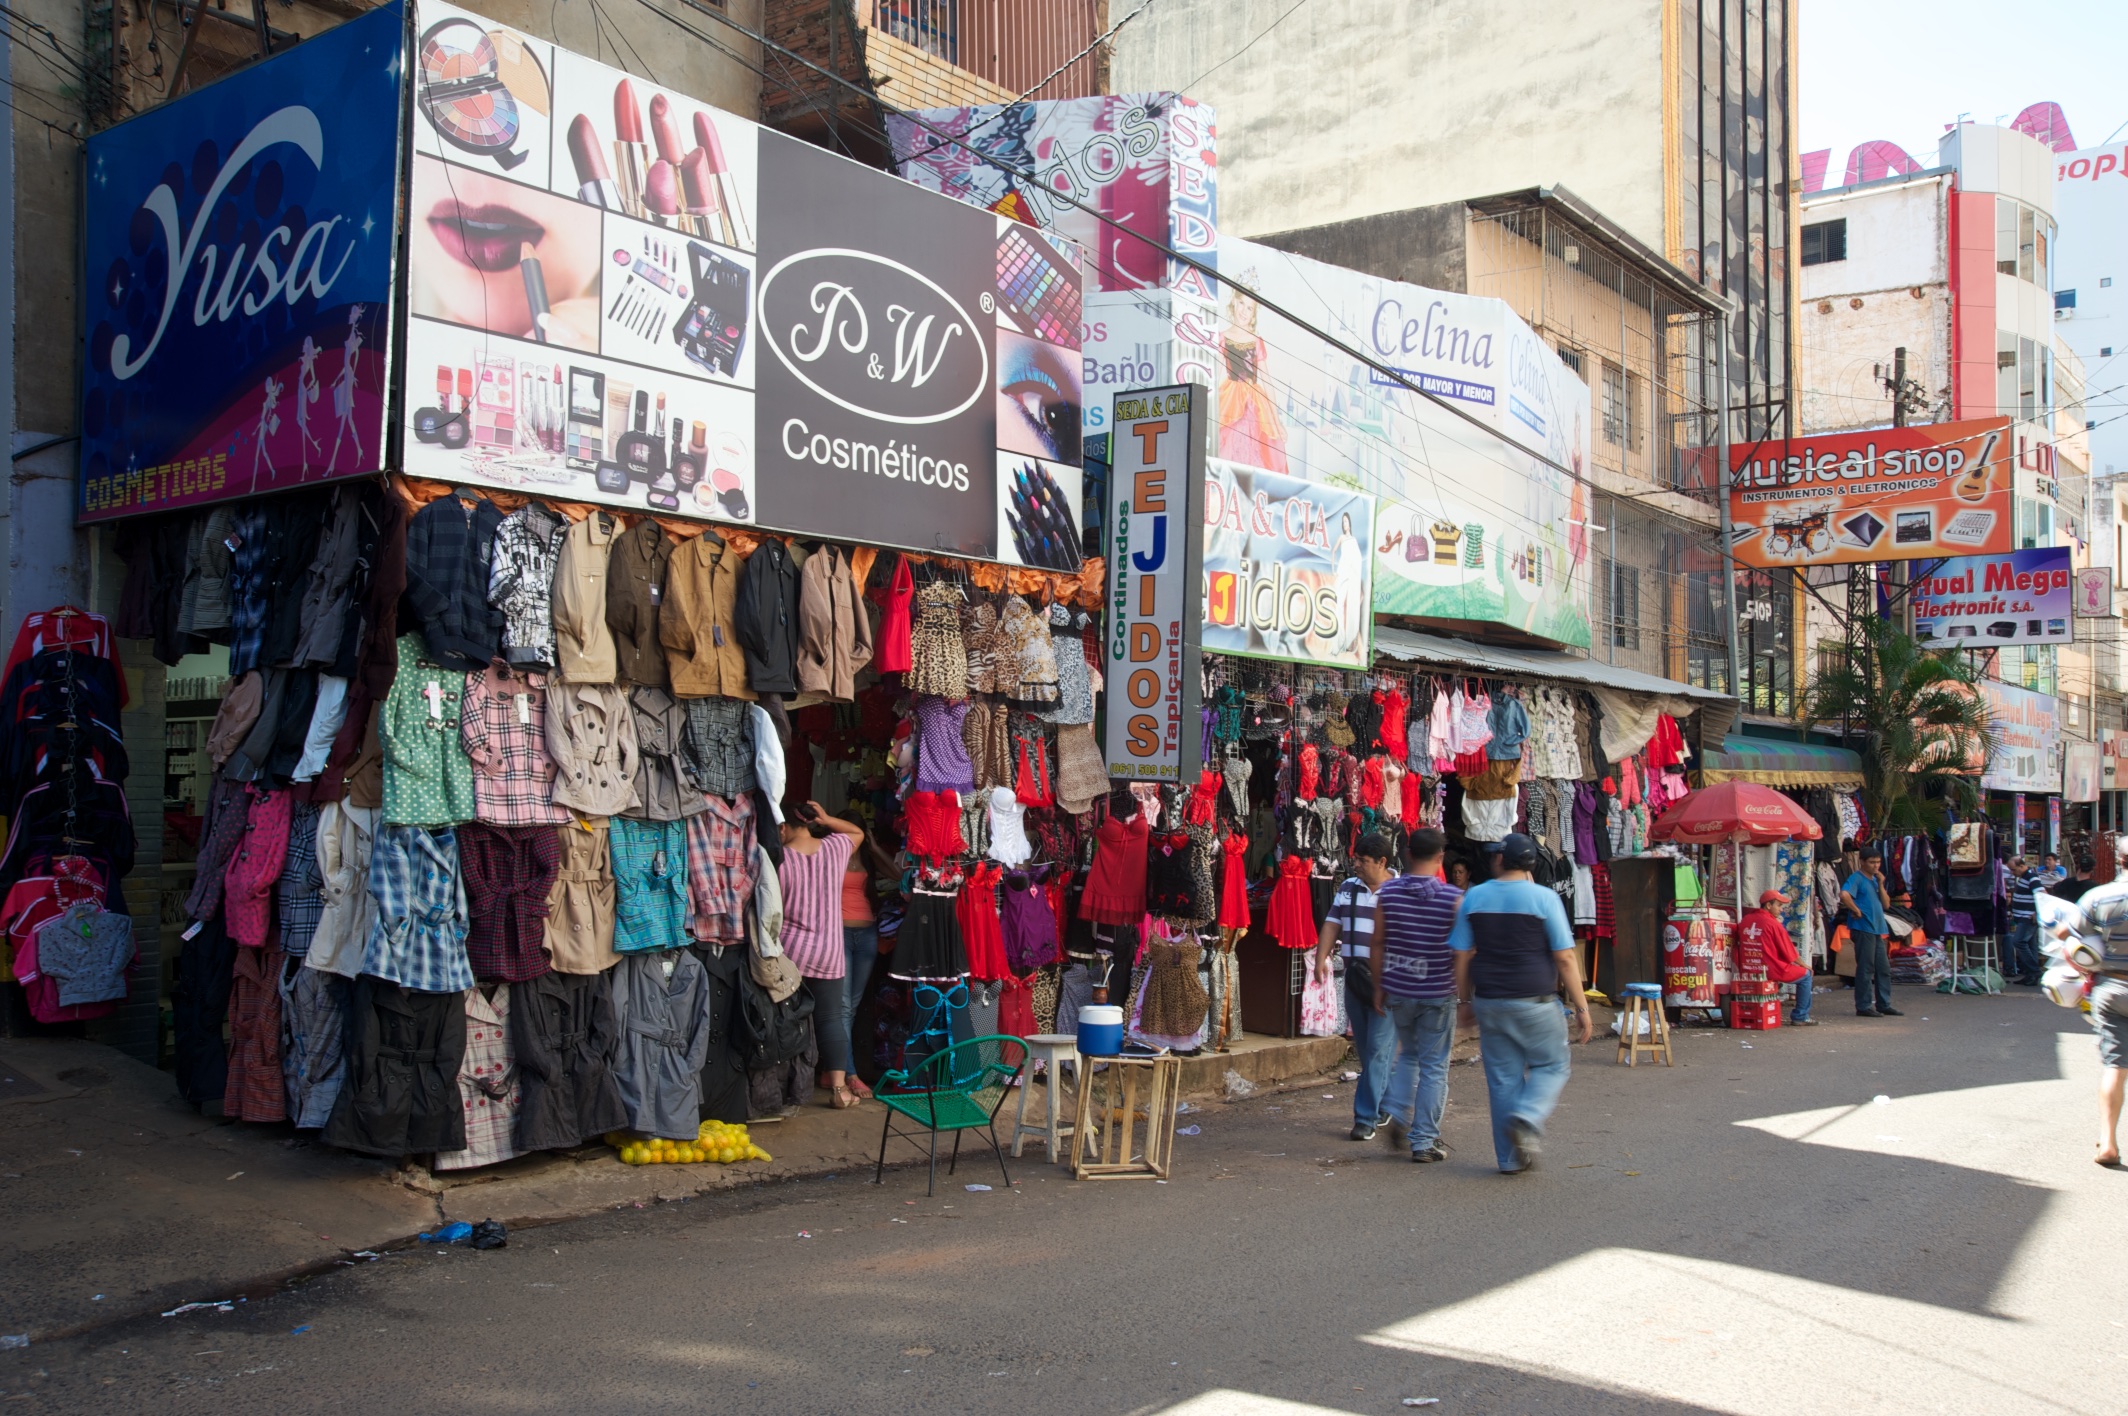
[1010,1034,1080,1162]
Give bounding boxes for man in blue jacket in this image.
[1450,834,1590,1174]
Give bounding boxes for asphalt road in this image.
[6,988,2123,1415]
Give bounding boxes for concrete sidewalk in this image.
[0,1027,1364,1346]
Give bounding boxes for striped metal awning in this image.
[1696,735,1864,789]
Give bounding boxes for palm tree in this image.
[1803,618,1998,835]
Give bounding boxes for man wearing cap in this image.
[1449,832,1590,1174]
[1739,888,1815,1026]
[1840,847,1901,1016]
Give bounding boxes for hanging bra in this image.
[903,789,966,860]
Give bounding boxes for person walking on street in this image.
[2037,852,2067,889]
[1316,833,1397,1140]
[1450,833,1590,1174]
[1841,847,1900,1016]
[2007,856,2043,986]
[1739,888,1814,1026]
[1370,829,1464,1163]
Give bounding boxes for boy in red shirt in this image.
[1738,888,1815,1026]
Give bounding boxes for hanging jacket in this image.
[606,519,673,689]
[553,510,621,684]
[733,537,801,696]
[625,687,706,821]
[510,968,630,1150]
[355,490,409,700]
[488,502,568,672]
[611,949,712,1140]
[404,494,504,672]
[290,485,364,669]
[661,531,754,699]
[794,543,872,701]
[545,682,641,817]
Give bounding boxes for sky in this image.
[1801,0,2128,168]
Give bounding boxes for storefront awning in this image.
[1697,735,1865,789]
[1371,627,1736,708]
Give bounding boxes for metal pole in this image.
[1892,346,1909,428]
[1717,308,1741,701]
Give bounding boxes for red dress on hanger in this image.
[1217,832,1251,930]
[1079,812,1150,924]
[872,557,915,673]
[1267,854,1315,950]
[957,862,1010,980]
[1376,688,1407,754]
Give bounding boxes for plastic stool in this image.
[1615,983,1673,1068]
[1010,1034,1081,1162]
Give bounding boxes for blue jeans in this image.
[1381,997,1457,1151]
[1851,931,1891,1012]
[1789,970,1813,1022]
[2009,920,2040,981]
[1471,996,1571,1171]
[844,924,878,1020]
[1345,960,1394,1125]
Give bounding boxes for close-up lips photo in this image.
[426,197,547,273]
[997,332,1082,464]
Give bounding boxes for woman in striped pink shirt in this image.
[780,800,864,1108]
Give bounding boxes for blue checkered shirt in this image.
[276,800,325,957]
[225,505,270,676]
[362,824,473,992]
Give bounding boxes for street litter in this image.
[290,1327,311,1336]
[1175,1101,1196,1114]
[1871,1094,1891,1105]
[964,1184,993,1192]
[0,1335,26,1350]
[419,1222,473,1245]
[1223,1070,1257,1099]
[469,1220,507,1250]
[1340,1071,1359,1081]
[1402,1400,1440,1408]
[797,1230,812,1238]
[1177,1125,1202,1135]
[162,1300,241,1317]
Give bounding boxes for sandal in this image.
[827,1083,861,1110]
[846,1077,874,1100]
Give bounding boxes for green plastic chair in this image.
[873,1034,1029,1196]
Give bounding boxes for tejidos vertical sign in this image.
[1104,385,1206,781]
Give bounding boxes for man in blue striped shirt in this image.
[1370,829,1463,1163]
[1317,833,1397,1140]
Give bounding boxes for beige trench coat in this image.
[544,820,619,973]
[545,682,642,817]
[554,511,621,684]
[660,531,754,699]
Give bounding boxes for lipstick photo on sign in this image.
[568,114,619,210]
[693,112,745,247]
[644,159,682,227]
[679,148,717,240]
[612,78,646,217]
[519,242,551,343]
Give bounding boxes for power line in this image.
[638,0,1725,536]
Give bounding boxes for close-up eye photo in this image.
[995,329,1082,464]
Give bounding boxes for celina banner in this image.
[1105,386,1205,782]
[398,2,1084,562]
[1202,459,1374,670]
[78,2,404,519]
[1727,418,2011,567]
[1912,546,2072,647]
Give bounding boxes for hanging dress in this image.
[907,582,968,699]
[1267,854,1315,950]
[1079,810,1150,925]
[1000,867,1060,972]
[1216,832,1251,931]
[873,556,914,674]
[1145,831,1199,918]
[956,861,1010,981]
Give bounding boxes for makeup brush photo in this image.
[519,242,551,343]
[692,112,744,247]
[612,79,647,218]
[568,113,620,210]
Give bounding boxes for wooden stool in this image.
[1072,1052,1182,1180]
[1615,983,1673,1067]
[1009,1034,1081,1162]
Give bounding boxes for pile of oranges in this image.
[606,1120,771,1167]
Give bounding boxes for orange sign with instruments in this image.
[1726,418,2011,568]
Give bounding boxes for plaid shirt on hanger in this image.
[460,666,571,826]
[362,824,473,993]
[684,793,756,942]
[225,505,271,676]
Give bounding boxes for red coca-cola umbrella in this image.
[1650,781,1822,923]
[1649,780,1823,845]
